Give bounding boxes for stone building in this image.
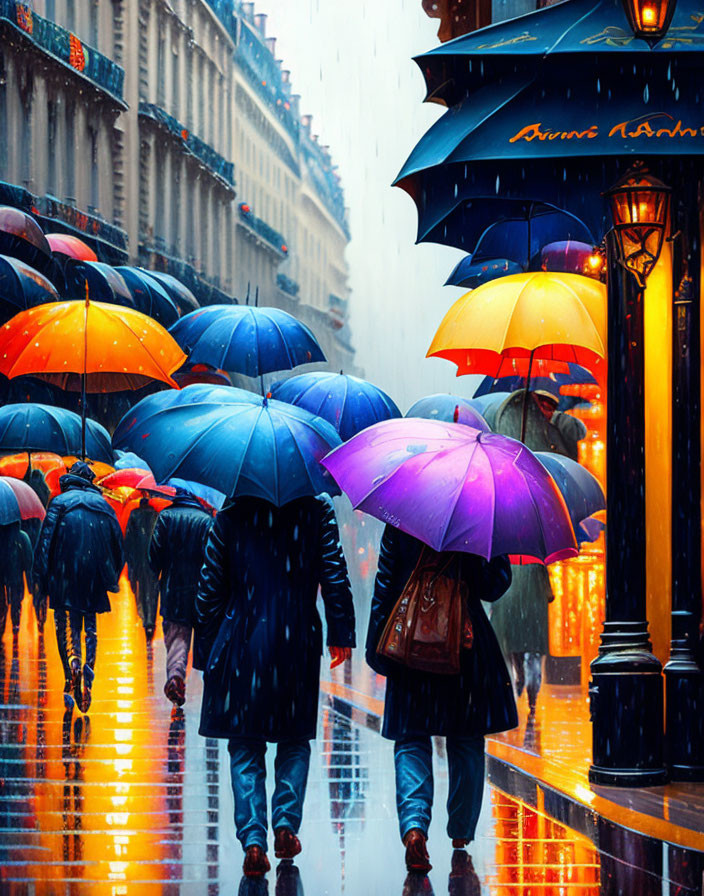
[0,0,357,370]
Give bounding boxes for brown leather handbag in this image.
[377,547,473,675]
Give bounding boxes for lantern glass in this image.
[622,0,677,40]
[604,166,670,288]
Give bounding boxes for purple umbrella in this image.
[322,418,577,563]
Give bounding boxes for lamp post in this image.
[589,164,670,786]
[664,168,704,780]
[620,0,678,41]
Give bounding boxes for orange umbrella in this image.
[45,233,98,262]
[0,452,114,499]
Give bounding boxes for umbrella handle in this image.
[520,349,535,444]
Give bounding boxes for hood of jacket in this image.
[59,472,103,495]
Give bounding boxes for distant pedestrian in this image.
[34,461,124,713]
[0,522,33,639]
[124,497,160,640]
[148,490,213,707]
[23,466,51,631]
[366,526,516,874]
[196,494,356,879]
[492,389,587,711]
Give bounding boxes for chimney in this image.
[301,114,313,135]
[254,13,267,36]
[266,37,276,56]
[241,2,254,22]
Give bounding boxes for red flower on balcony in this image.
[16,4,33,34]
[69,34,86,72]
[181,129,189,141]
[240,203,251,214]
[281,245,288,253]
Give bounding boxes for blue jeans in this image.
[394,735,485,842]
[227,738,311,852]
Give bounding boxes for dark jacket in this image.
[34,473,124,615]
[124,503,159,595]
[366,526,517,741]
[149,494,213,625]
[493,390,587,461]
[195,494,356,742]
[0,523,33,598]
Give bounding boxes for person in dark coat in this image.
[196,494,356,879]
[0,522,33,639]
[149,491,213,707]
[366,525,516,874]
[34,461,124,713]
[23,466,51,631]
[492,389,587,713]
[124,498,160,640]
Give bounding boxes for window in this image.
[65,110,75,201]
[90,128,99,211]
[156,23,166,107]
[171,39,179,115]
[89,0,98,49]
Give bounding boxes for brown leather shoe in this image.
[403,828,432,873]
[274,827,302,859]
[243,845,270,878]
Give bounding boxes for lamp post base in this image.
[589,622,667,787]
[664,632,704,781]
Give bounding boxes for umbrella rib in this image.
[100,306,184,378]
[435,441,480,549]
[267,313,296,370]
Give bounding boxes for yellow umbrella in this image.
[427,272,606,378]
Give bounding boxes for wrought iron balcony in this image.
[276,272,300,298]
[139,243,236,307]
[237,202,289,258]
[139,103,236,190]
[302,138,349,238]
[0,0,125,105]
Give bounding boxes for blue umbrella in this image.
[166,478,225,511]
[116,267,180,327]
[169,305,326,377]
[0,255,59,322]
[474,365,598,399]
[67,261,133,306]
[405,394,490,431]
[536,452,605,545]
[468,392,513,430]
[445,257,523,289]
[271,372,401,441]
[113,392,341,505]
[0,403,113,463]
[139,270,199,315]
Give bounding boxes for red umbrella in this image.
[0,477,46,524]
[46,233,98,262]
[97,467,176,498]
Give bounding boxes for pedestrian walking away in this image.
[124,497,160,640]
[366,525,517,874]
[148,489,213,707]
[0,521,33,639]
[195,494,356,879]
[34,461,124,714]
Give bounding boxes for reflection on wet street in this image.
[0,578,674,894]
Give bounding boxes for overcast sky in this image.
[261,0,478,411]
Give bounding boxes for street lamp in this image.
[604,164,671,288]
[621,0,677,40]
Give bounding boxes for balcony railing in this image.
[237,203,288,258]
[139,103,236,190]
[41,194,128,251]
[203,0,238,45]
[276,273,300,298]
[139,244,236,307]
[302,139,349,237]
[0,0,125,105]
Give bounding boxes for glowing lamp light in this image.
[604,163,670,288]
[621,0,677,40]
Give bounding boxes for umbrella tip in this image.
[263,391,272,406]
[453,404,459,423]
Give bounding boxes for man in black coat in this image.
[148,491,213,707]
[34,461,124,713]
[196,494,356,879]
[124,498,160,640]
[366,525,517,874]
[0,522,33,640]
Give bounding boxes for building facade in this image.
[0,0,357,370]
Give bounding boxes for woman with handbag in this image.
[366,524,517,874]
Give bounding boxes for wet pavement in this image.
[0,577,690,895]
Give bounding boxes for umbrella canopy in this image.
[535,451,605,544]
[446,257,523,289]
[322,418,577,562]
[427,272,606,377]
[116,267,180,327]
[271,372,401,441]
[0,255,59,323]
[0,299,186,392]
[139,270,199,315]
[67,261,134,306]
[405,394,490,431]
[169,304,326,377]
[0,477,46,525]
[0,404,112,462]
[172,363,232,388]
[474,363,598,398]
[469,392,513,429]
[0,207,51,272]
[46,233,98,262]
[113,392,342,505]
[540,240,603,277]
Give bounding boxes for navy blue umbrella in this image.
[474,364,598,398]
[0,207,52,274]
[405,394,490,431]
[0,403,113,463]
[445,257,523,289]
[536,452,605,545]
[138,270,199,315]
[116,267,180,327]
[0,255,59,322]
[170,305,326,377]
[468,392,513,430]
[271,372,401,441]
[67,261,134,306]
[113,391,341,505]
